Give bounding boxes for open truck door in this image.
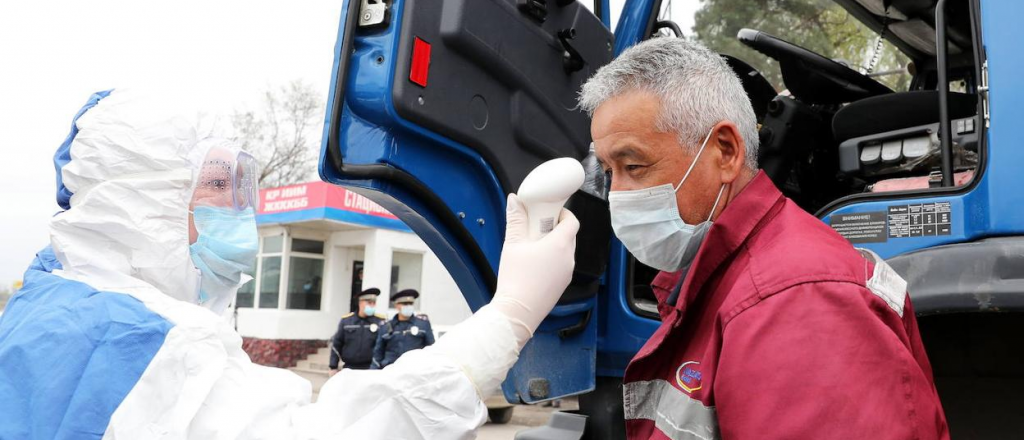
[318,0,657,404]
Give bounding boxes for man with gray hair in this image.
[582,37,948,439]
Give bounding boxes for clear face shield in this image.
[188,145,261,312]
[191,146,259,213]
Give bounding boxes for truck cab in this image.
[319,0,1023,437]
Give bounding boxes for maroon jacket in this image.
[623,172,949,440]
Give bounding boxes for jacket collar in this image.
[665,171,784,311]
[392,315,416,324]
[651,270,684,315]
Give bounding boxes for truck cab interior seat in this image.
[832,90,979,188]
[832,90,977,143]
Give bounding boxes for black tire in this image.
[578,376,627,440]
[488,406,514,424]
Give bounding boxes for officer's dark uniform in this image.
[371,289,435,369]
[330,289,386,371]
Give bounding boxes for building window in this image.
[292,238,324,254]
[239,232,326,311]
[264,235,283,253]
[258,234,286,309]
[390,265,400,295]
[286,237,325,310]
[238,234,283,308]
[390,251,423,295]
[237,279,255,308]
[287,257,324,310]
[259,256,282,308]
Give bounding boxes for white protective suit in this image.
[0,89,579,440]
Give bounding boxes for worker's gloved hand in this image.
[490,193,580,349]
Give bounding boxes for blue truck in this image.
[319,0,1020,437]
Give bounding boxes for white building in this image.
[233,181,471,368]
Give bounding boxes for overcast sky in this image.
[0,1,701,286]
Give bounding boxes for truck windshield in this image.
[655,0,912,91]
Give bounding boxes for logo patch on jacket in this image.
[675,361,703,393]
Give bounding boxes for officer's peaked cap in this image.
[392,289,420,303]
[357,288,381,301]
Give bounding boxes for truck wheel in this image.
[488,406,514,424]
[578,376,627,440]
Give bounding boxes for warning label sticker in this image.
[888,202,952,238]
[830,211,887,243]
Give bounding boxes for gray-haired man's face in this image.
[591,90,750,225]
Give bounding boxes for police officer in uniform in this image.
[329,288,387,376]
[372,289,435,369]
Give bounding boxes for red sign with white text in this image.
[259,181,397,220]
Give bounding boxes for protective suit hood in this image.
[51,88,236,305]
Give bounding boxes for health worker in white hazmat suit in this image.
[0,89,580,440]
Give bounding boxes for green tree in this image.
[689,0,911,91]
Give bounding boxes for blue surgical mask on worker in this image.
[608,128,727,273]
[363,304,376,316]
[400,305,415,318]
[189,206,259,310]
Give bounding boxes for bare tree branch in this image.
[231,80,324,188]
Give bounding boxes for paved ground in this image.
[300,356,578,440]
[478,398,578,440]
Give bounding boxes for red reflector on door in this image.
[410,37,431,87]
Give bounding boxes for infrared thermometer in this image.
[517,157,586,241]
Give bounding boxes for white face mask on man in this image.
[607,128,727,273]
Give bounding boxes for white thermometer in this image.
[517,157,586,241]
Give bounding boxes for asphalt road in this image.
[307,372,578,440]
[478,398,578,440]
